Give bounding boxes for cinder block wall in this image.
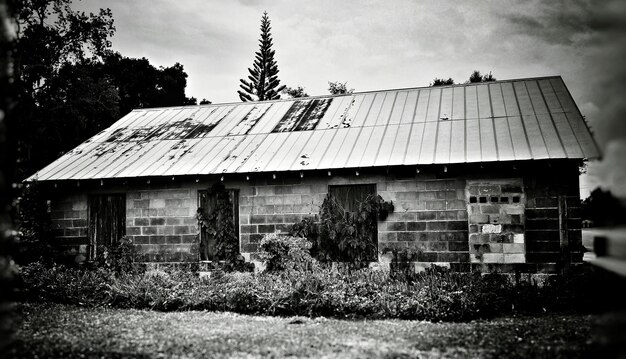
[523,163,583,273]
[50,187,200,266]
[50,194,89,260]
[47,160,584,273]
[126,189,198,263]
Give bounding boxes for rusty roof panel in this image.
[28,76,600,181]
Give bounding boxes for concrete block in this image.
[436,211,457,220]
[447,221,467,231]
[482,224,502,234]
[407,222,426,231]
[174,226,189,235]
[394,212,417,221]
[258,224,275,233]
[503,243,525,253]
[513,234,524,243]
[397,232,419,241]
[241,225,257,234]
[482,253,504,263]
[72,201,88,211]
[470,214,489,224]
[387,181,416,192]
[504,253,526,263]
[416,212,437,221]
[379,232,397,241]
[426,242,447,251]
[426,222,446,231]
[481,205,499,214]
[142,226,157,235]
[502,205,524,215]
[446,200,466,210]
[386,222,406,231]
[426,201,445,210]
[416,192,436,200]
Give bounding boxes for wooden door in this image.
[88,194,126,259]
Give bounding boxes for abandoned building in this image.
[28,76,600,273]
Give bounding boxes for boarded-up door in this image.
[198,189,239,261]
[88,194,126,259]
[328,184,378,261]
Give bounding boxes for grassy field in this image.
[7,303,602,358]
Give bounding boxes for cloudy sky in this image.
[74,0,626,198]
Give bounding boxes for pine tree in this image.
[238,12,285,102]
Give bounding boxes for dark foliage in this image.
[581,187,626,227]
[0,0,17,352]
[197,183,251,272]
[290,193,394,264]
[91,236,139,274]
[282,85,309,98]
[15,181,52,264]
[431,77,455,86]
[259,233,317,272]
[238,12,286,102]
[468,70,496,83]
[17,262,605,322]
[12,1,199,180]
[328,81,354,95]
[100,53,198,115]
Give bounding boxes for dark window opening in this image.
[512,196,520,203]
[479,196,487,203]
[88,194,126,260]
[490,196,499,203]
[469,196,477,203]
[328,184,377,261]
[198,188,239,261]
[500,196,509,203]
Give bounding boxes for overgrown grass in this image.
[14,261,605,322]
[8,302,600,358]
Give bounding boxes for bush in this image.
[16,261,600,322]
[91,236,139,274]
[258,233,317,272]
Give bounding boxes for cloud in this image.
[501,0,626,146]
[584,139,626,197]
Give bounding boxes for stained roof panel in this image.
[29,76,600,181]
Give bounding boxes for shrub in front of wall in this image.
[258,233,318,272]
[17,261,598,321]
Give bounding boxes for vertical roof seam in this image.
[536,80,568,157]
[344,94,377,167]
[463,86,468,163]
[371,92,398,166]
[511,83,535,159]
[487,85,500,161]
[432,88,444,163]
[313,96,357,169]
[546,79,584,156]
[447,88,454,164]
[476,87,482,162]
[557,77,602,156]
[522,81,549,157]
[402,90,421,164]
[388,92,408,164]
[500,83,517,159]
[417,89,431,163]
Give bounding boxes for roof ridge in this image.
[130,75,564,112]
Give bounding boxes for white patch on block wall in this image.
[482,224,502,234]
[513,234,524,243]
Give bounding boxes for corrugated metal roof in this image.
[30,76,600,181]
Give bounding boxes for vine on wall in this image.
[197,183,239,262]
[290,193,394,264]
